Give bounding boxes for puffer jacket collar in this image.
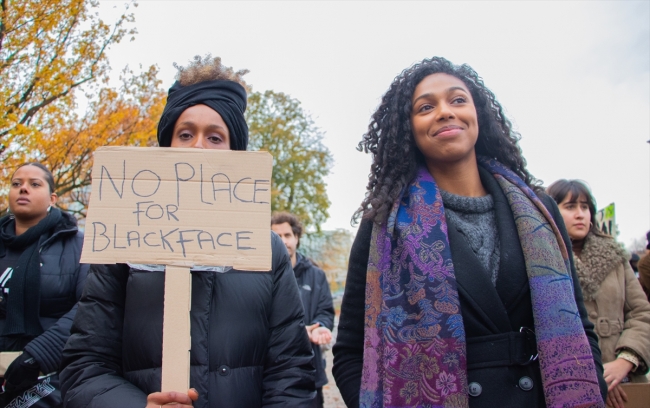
[575,232,628,301]
[293,253,312,279]
[40,210,78,248]
[0,210,78,256]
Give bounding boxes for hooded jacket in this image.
[293,253,334,388]
[60,232,316,408]
[575,232,650,382]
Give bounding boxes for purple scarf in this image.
[360,158,604,408]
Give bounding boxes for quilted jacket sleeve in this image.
[262,232,316,407]
[25,232,90,375]
[59,263,148,408]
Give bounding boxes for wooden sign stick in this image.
[161,265,192,392]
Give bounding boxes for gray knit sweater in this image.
[440,190,500,285]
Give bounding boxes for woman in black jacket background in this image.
[60,56,315,408]
[332,57,607,407]
[0,162,88,407]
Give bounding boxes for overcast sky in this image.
[98,0,650,248]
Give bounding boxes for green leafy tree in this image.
[246,90,332,231]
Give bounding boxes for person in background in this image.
[59,56,315,408]
[0,162,88,407]
[629,253,640,278]
[333,56,606,408]
[271,212,334,408]
[547,179,650,408]
[637,231,650,301]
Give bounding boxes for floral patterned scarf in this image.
[360,158,604,408]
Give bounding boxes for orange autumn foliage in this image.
[33,66,165,218]
[0,0,166,217]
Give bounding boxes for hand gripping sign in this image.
[81,146,272,392]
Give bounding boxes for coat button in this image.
[589,311,597,319]
[519,376,533,391]
[218,365,230,376]
[468,382,482,397]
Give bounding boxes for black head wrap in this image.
[157,80,248,151]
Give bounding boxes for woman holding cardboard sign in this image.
[0,162,88,407]
[59,56,316,408]
[332,57,607,407]
[547,179,650,408]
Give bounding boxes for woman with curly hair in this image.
[547,179,650,408]
[332,57,607,407]
[58,56,315,408]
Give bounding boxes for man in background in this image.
[272,212,334,408]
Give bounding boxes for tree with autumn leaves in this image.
[0,0,164,218]
[1,0,332,231]
[247,90,332,231]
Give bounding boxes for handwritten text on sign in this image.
[80,147,272,270]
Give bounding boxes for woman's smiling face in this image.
[410,73,479,170]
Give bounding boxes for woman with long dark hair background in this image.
[333,57,607,407]
[547,179,650,408]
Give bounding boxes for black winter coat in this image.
[332,169,607,408]
[0,211,88,375]
[60,232,316,408]
[293,254,335,388]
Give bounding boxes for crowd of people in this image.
[0,55,648,408]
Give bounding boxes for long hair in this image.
[353,56,538,224]
[546,179,608,238]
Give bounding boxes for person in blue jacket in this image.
[0,162,88,407]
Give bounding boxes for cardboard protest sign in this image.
[619,383,650,408]
[81,146,272,270]
[80,146,273,392]
[596,202,617,238]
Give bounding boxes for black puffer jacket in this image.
[293,254,334,388]
[60,232,316,408]
[0,210,88,375]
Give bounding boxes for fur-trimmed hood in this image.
[574,232,628,301]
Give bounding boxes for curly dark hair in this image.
[174,54,249,91]
[271,211,303,248]
[354,56,539,224]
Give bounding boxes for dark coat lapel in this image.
[478,167,530,314]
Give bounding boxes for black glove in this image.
[3,351,40,395]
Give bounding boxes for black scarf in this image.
[157,80,249,151]
[0,207,63,337]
